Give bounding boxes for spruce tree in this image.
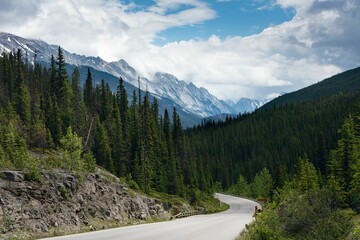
[60,126,84,171]
[84,68,93,114]
[13,49,31,126]
[93,120,114,173]
[55,46,67,102]
[299,156,319,193]
[71,67,87,136]
[49,54,57,97]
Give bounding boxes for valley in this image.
[0,32,360,240]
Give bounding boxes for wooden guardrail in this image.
[172,209,207,219]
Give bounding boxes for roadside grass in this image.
[148,190,229,215]
[348,210,360,239]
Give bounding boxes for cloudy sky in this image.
[0,0,359,100]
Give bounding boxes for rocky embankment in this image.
[0,170,171,239]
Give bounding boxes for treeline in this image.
[185,90,360,191]
[0,48,186,195]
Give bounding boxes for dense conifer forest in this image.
[1,48,360,238]
[0,48,185,196]
[187,90,360,190]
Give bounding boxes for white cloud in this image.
[0,0,358,100]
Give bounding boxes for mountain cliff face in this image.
[0,32,265,124]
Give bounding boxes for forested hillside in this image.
[0,48,187,196]
[186,91,360,189]
[262,67,360,109]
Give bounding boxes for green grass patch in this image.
[349,211,360,239]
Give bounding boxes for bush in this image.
[278,189,352,240]
[24,157,42,182]
[239,206,285,240]
[83,153,96,173]
[128,179,140,190]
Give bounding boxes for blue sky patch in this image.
[124,0,295,45]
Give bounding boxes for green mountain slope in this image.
[183,67,360,191]
[262,66,360,110]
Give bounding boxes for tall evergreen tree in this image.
[84,68,93,114]
[13,49,31,126]
[49,54,56,97]
[329,116,358,191]
[116,77,130,170]
[70,67,87,136]
[299,156,319,193]
[93,120,114,173]
[109,99,125,177]
[55,46,67,102]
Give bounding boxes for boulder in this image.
[2,171,24,182]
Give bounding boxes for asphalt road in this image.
[40,193,260,240]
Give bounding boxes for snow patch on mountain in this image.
[148,72,235,117]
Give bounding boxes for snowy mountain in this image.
[149,72,234,117]
[0,32,138,86]
[0,32,265,124]
[226,98,268,113]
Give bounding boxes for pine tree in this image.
[93,120,114,173]
[129,90,139,174]
[116,77,130,172]
[99,79,112,122]
[163,109,181,194]
[173,107,183,159]
[329,116,357,191]
[116,77,128,121]
[55,46,67,102]
[231,175,250,197]
[109,99,125,177]
[47,96,62,144]
[49,54,56,96]
[250,168,273,198]
[71,67,87,136]
[0,122,28,169]
[84,68,93,114]
[13,49,31,126]
[299,156,319,193]
[140,92,156,192]
[60,126,84,171]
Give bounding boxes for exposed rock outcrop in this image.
[0,170,171,239]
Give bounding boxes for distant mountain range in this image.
[0,32,268,126]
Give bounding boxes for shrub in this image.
[279,189,352,240]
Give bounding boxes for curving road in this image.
[40,193,260,240]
